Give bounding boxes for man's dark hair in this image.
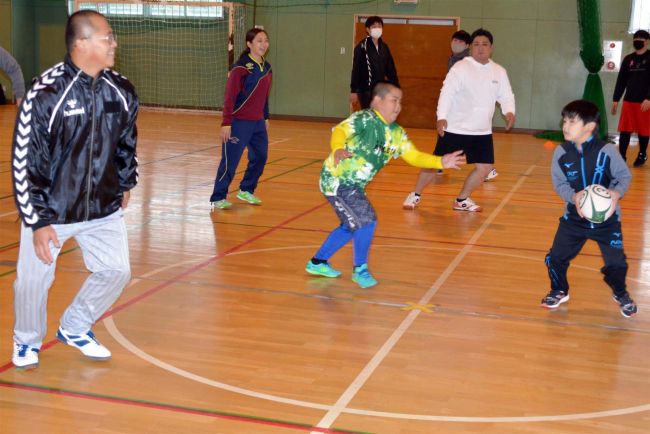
[561,100,600,133]
[66,10,104,52]
[451,30,471,45]
[633,29,650,40]
[365,16,384,28]
[471,28,493,44]
[371,81,400,99]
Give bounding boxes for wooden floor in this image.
[0,105,649,434]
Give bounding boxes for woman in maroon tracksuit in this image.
[210,28,272,210]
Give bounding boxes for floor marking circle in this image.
[105,244,650,423]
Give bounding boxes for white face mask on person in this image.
[451,42,467,54]
[369,28,382,39]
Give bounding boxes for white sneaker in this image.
[56,327,111,361]
[12,342,39,369]
[484,168,499,181]
[403,192,421,210]
[453,197,482,212]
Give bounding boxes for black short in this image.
[433,131,494,164]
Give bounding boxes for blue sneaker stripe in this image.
[16,345,39,357]
[58,328,101,348]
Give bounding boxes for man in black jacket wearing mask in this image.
[350,16,400,109]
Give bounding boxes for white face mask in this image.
[369,28,382,39]
[451,42,466,54]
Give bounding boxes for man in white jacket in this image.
[404,28,515,212]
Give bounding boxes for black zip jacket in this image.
[350,37,399,94]
[12,55,138,230]
[612,51,650,103]
[551,137,631,224]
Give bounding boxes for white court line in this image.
[104,183,650,425]
[0,209,17,218]
[104,316,332,411]
[268,137,290,146]
[311,165,538,432]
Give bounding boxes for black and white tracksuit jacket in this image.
[12,55,138,230]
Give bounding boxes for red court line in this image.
[1,202,327,376]
[0,381,366,434]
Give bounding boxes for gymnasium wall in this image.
[6,0,67,94]
[256,0,633,132]
[0,0,637,133]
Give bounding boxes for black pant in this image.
[618,132,649,160]
[545,217,627,296]
[358,91,372,109]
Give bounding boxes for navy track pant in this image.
[210,119,268,202]
[545,217,627,297]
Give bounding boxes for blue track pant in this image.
[210,119,268,202]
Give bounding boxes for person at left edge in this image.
[210,28,272,210]
[0,44,25,105]
[11,10,138,369]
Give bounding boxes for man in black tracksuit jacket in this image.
[541,100,636,318]
[10,10,138,369]
[350,16,399,109]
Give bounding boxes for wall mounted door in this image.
[354,16,458,129]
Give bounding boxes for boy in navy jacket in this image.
[542,100,636,317]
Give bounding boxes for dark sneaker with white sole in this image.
[541,290,569,308]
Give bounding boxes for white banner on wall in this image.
[602,40,623,72]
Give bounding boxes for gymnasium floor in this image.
[0,106,648,433]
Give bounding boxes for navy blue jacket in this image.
[551,137,631,224]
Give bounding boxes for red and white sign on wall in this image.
[602,40,622,72]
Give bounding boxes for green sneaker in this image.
[352,264,378,288]
[236,190,262,205]
[211,199,232,210]
[305,260,341,278]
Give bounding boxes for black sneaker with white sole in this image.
[633,153,647,167]
[541,290,569,308]
[613,292,638,318]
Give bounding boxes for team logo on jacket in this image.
[566,170,579,181]
[64,99,85,117]
[245,62,254,71]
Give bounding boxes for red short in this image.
[618,101,650,136]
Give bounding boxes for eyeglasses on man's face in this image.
[94,33,117,43]
[82,33,117,43]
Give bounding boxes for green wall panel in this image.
[421,0,484,18]
[483,0,540,20]
[0,0,13,99]
[600,0,632,22]
[601,20,635,134]
[538,0,578,21]
[5,0,636,131]
[0,1,11,45]
[530,20,584,130]
[483,18,537,129]
[10,0,35,89]
[273,13,327,116]
[323,14,356,117]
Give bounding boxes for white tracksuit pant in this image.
[13,210,131,348]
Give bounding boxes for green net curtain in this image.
[577,0,608,139]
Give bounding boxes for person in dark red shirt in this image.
[611,29,650,167]
[210,28,272,210]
